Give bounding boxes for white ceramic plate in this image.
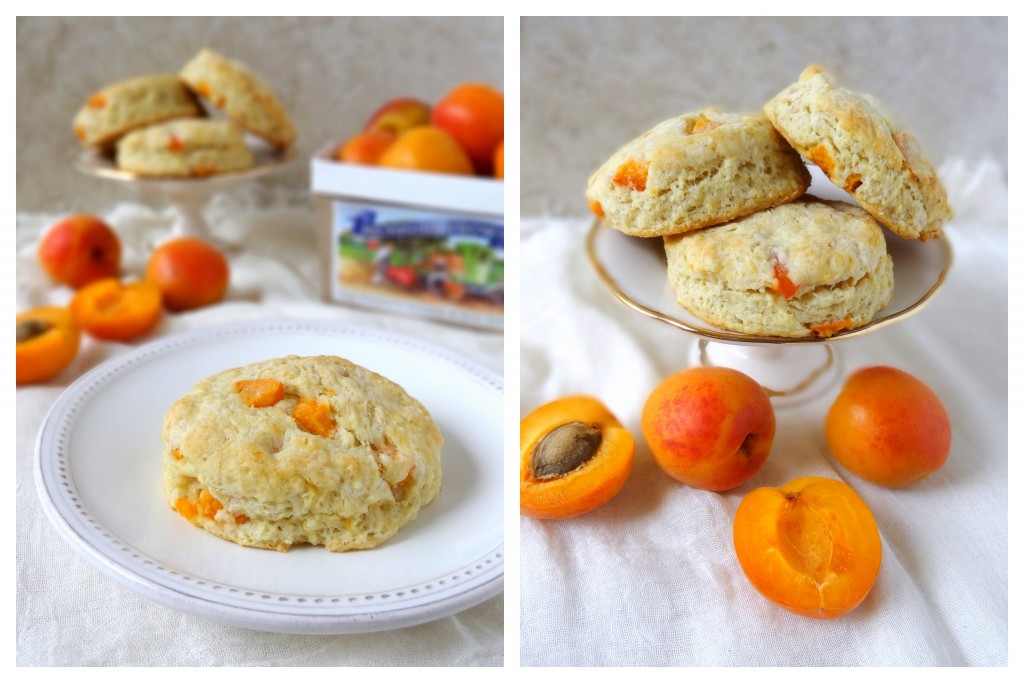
[587,165,954,345]
[34,320,503,634]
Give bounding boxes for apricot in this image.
[38,214,121,288]
[145,237,229,312]
[378,126,474,176]
[826,366,951,487]
[431,83,504,175]
[235,379,285,407]
[520,395,634,519]
[733,476,882,619]
[16,306,81,385]
[293,397,336,437]
[642,367,775,491]
[70,278,162,341]
[337,129,397,165]
[494,140,504,179]
[364,97,432,136]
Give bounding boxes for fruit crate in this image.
[311,141,504,330]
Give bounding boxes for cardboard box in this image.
[312,142,504,330]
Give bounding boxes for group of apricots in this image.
[337,83,504,180]
[16,214,230,385]
[520,365,951,621]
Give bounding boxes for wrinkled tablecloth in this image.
[16,195,503,666]
[520,160,1007,666]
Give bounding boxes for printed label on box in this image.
[331,200,504,327]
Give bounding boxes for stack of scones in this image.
[73,48,295,178]
[587,66,951,338]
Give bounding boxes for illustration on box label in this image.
[333,203,504,316]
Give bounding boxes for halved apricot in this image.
[520,395,634,519]
[235,379,285,407]
[70,278,162,341]
[733,476,882,619]
[16,306,81,385]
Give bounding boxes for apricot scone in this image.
[586,110,810,237]
[116,118,254,177]
[179,48,296,149]
[73,74,203,148]
[162,355,443,552]
[664,197,894,338]
[764,65,951,241]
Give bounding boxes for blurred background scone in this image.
[73,74,203,149]
[180,47,297,150]
[161,355,443,552]
[664,197,894,338]
[586,110,809,237]
[117,119,255,177]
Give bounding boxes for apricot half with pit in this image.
[733,476,882,619]
[16,306,81,385]
[520,395,634,519]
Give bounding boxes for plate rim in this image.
[33,319,504,634]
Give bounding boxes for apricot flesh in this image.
[826,366,951,487]
[16,306,81,385]
[733,476,882,619]
[520,395,634,519]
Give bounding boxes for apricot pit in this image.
[520,395,634,519]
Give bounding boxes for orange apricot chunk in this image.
[808,317,854,338]
[293,397,336,437]
[520,395,634,519]
[235,379,285,407]
[198,489,223,519]
[612,159,649,192]
[175,497,198,522]
[690,116,722,135]
[807,144,834,178]
[844,173,863,193]
[771,260,798,299]
[16,306,81,385]
[733,476,882,619]
[588,198,605,218]
[70,278,162,341]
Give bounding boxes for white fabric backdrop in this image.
[519,160,1007,666]
[15,198,503,666]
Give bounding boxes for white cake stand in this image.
[586,167,954,407]
[76,142,295,244]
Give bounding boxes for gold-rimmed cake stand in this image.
[586,169,954,406]
[76,141,295,245]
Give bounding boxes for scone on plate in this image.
[586,110,810,237]
[664,197,894,338]
[73,74,204,148]
[180,48,297,149]
[161,355,443,552]
[116,119,255,177]
[764,65,951,241]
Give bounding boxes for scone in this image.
[73,74,203,148]
[180,48,297,149]
[586,110,810,237]
[116,119,255,177]
[664,197,894,338]
[764,65,951,241]
[161,355,443,552]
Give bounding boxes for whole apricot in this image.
[38,215,121,288]
[364,97,432,135]
[145,237,229,312]
[431,83,504,175]
[494,140,504,179]
[826,366,951,487]
[520,395,634,519]
[16,306,80,385]
[734,476,882,619]
[378,126,474,176]
[641,366,775,491]
[337,129,397,165]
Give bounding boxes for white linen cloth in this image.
[15,196,502,666]
[520,160,1007,666]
